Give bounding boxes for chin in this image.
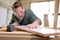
[19,18,23,20]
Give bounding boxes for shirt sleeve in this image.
[9,14,15,24]
[28,9,42,25]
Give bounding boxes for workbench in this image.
[0,27,60,40]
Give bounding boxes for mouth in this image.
[18,15,23,18]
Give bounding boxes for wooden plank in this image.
[0,27,7,31]
[0,36,49,40]
[54,0,59,29]
[0,31,34,36]
[44,14,49,27]
[15,26,60,37]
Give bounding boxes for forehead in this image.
[13,7,23,12]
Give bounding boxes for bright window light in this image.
[31,1,56,27]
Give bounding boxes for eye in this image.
[20,11,23,13]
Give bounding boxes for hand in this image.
[12,22,19,26]
[25,23,39,29]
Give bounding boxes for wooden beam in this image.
[0,31,34,36]
[54,0,59,29]
[0,1,11,9]
[44,14,49,27]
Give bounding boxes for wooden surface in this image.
[15,26,60,37]
[44,14,49,27]
[0,27,7,31]
[0,31,35,36]
[0,27,60,40]
[0,35,49,40]
[0,30,49,40]
[54,0,59,29]
[0,30,60,40]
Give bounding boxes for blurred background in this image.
[0,0,60,28]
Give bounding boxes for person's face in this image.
[13,7,25,20]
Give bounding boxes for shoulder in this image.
[25,9,33,13]
[12,14,16,17]
[12,14,18,19]
[24,9,34,17]
[25,9,34,16]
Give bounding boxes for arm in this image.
[25,9,42,28]
[25,19,41,29]
[9,14,19,26]
[32,19,41,26]
[9,14,15,24]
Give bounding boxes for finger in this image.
[28,25,34,29]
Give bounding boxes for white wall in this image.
[0,6,7,27]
